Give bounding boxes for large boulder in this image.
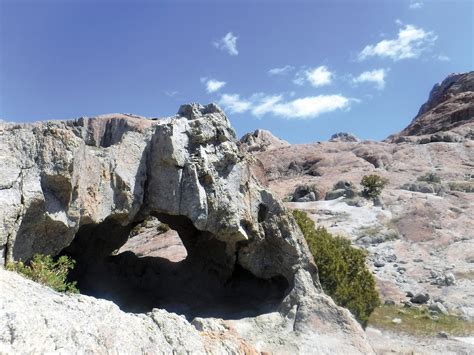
[329,132,360,143]
[239,129,290,153]
[0,104,374,354]
[291,184,321,202]
[325,180,357,200]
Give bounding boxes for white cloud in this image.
[218,94,251,113]
[294,66,333,87]
[293,74,305,86]
[213,32,238,56]
[201,77,226,93]
[409,1,423,9]
[352,69,388,90]
[218,92,356,119]
[269,95,353,119]
[251,94,284,116]
[268,65,295,76]
[358,24,437,61]
[437,54,450,62]
[306,66,333,87]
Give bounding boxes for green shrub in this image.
[293,210,380,327]
[417,172,441,184]
[361,174,388,199]
[7,254,79,293]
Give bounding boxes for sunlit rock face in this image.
[0,104,374,354]
[387,71,474,141]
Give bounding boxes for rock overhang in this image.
[0,103,375,354]
[0,103,314,283]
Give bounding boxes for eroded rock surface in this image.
[0,268,245,354]
[0,104,373,354]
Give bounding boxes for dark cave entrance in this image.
[60,213,289,319]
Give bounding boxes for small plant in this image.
[293,210,380,327]
[361,174,388,199]
[417,172,441,184]
[7,254,79,293]
[157,222,171,233]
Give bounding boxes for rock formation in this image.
[239,129,290,153]
[388,71,473,141]
[0,104,373,353]
[329,132,360,143]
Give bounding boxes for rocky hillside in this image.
[0,104,373,354]
[387,71,473,142]
[1,72,472,354]
[243,72,474,353]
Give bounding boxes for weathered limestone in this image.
[0,104,373,354]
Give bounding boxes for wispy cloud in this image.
[358,24,437,61]
[436,54,450,62]
[201,77,226,93]
[268,65,295,76]
[294,65,333,87]
[251,94,283,116]
[218,92,356,119]
[213,32,238,56]
[409,1,423,9]
[218,94,252,113]
[352,69,388,90]
[164,90,179,97]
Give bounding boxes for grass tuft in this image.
[368,305,474,336]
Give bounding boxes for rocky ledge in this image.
[0,104,373,354]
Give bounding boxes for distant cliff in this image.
[388,71,474,141]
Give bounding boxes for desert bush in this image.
[7,254,79,293]
[293,210,380,327]
[361,174,388,199]
[417,172,441,184]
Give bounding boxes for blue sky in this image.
[0,0,472,143]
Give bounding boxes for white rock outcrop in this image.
[0,104,374,354]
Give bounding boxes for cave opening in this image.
[60,213,289,320]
